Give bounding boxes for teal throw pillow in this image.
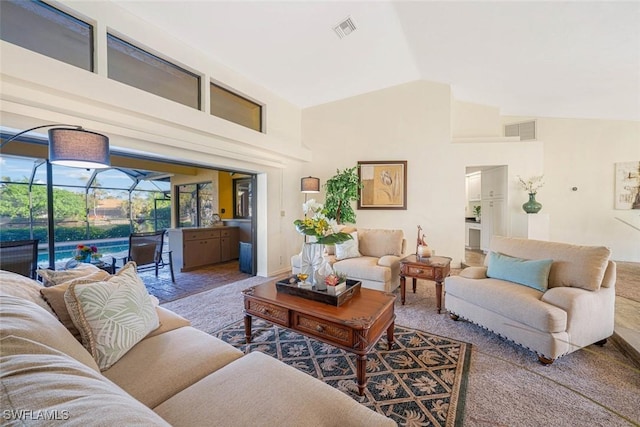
[487,252,553,292]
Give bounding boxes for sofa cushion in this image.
[487,252,553,292]
[335,231,361,260]
[64,263,159,371]
[0,295,99,372]
[334,256,391,283]
[445,276,567,333]
[37,263,105,287]
[103,327,243,408]
[489,236,610,291]
[146,306,191,338]
[358,228,404,257]
[0,270,56,316]
[154,351,395,427]
[0,335,170,426]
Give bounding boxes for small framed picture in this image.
[357,160,407,210]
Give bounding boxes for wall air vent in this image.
[333,17,357,39]
[504,120,536,141]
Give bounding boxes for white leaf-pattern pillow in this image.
[64,262,159,371]
[335,232,361,260]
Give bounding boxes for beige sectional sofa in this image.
[291,228,407,292]
[0,268,395,426]
[445,236,616,364]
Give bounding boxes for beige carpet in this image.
[163,274,640,426]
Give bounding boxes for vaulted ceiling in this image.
[113,1,639,121]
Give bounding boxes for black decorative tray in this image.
[275,276,361,307]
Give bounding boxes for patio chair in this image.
[114,230,175,282]
[0,239,39,280]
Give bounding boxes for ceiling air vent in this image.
[333,17,357,39]
[504,120,536,141]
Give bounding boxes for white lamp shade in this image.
[301,176,320,193]
[48,128,110,169]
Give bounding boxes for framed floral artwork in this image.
[357,160,407,210]
[615,161,640,209]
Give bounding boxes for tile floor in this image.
[137,260,251,304]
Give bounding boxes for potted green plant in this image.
[324,166,361,224]
[473,205,481,222]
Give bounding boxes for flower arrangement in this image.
[325,272,347,286]
[517,175,544,194]
[293,199,353,245]
[75,244,100,261]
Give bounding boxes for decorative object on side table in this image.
[75,244,100,263]
[294,199,352,287]
[517,175,544,213]
[415,225,432,261]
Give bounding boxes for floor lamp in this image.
[300,176,320,242]
[0,124,110,169]
[300,176,320,203]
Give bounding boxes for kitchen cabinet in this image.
[466,172,482,201]
[481,166,507,199]
[168,227,239,272]
[479,166,507,251]
[481,198,506,251]
[465,222,481,249]
[220,227,239,262]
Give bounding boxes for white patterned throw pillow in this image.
[335,232,361,260]
[64,262,159,371]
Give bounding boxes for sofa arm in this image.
[378,255,401,267]
[459,266,488,279]
[541,286,615,347]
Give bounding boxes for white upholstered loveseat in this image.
[291,228,407,292]
[0,267,394,426]
[445,236,616,364]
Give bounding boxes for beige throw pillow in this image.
[358,228,404,257]
[64,262,159,371]
[40,270,111,341]
[37,263,103,287]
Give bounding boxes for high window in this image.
[210,83,262,132]
[0,0,93,71]
[107,34,200,109]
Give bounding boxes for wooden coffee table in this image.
[242,281,396,396]
[399,255,452,313]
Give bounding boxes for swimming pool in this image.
[38,240,130,265]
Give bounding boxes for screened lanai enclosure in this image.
[0,153,171,268]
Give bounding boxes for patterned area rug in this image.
[214,318,472,426]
